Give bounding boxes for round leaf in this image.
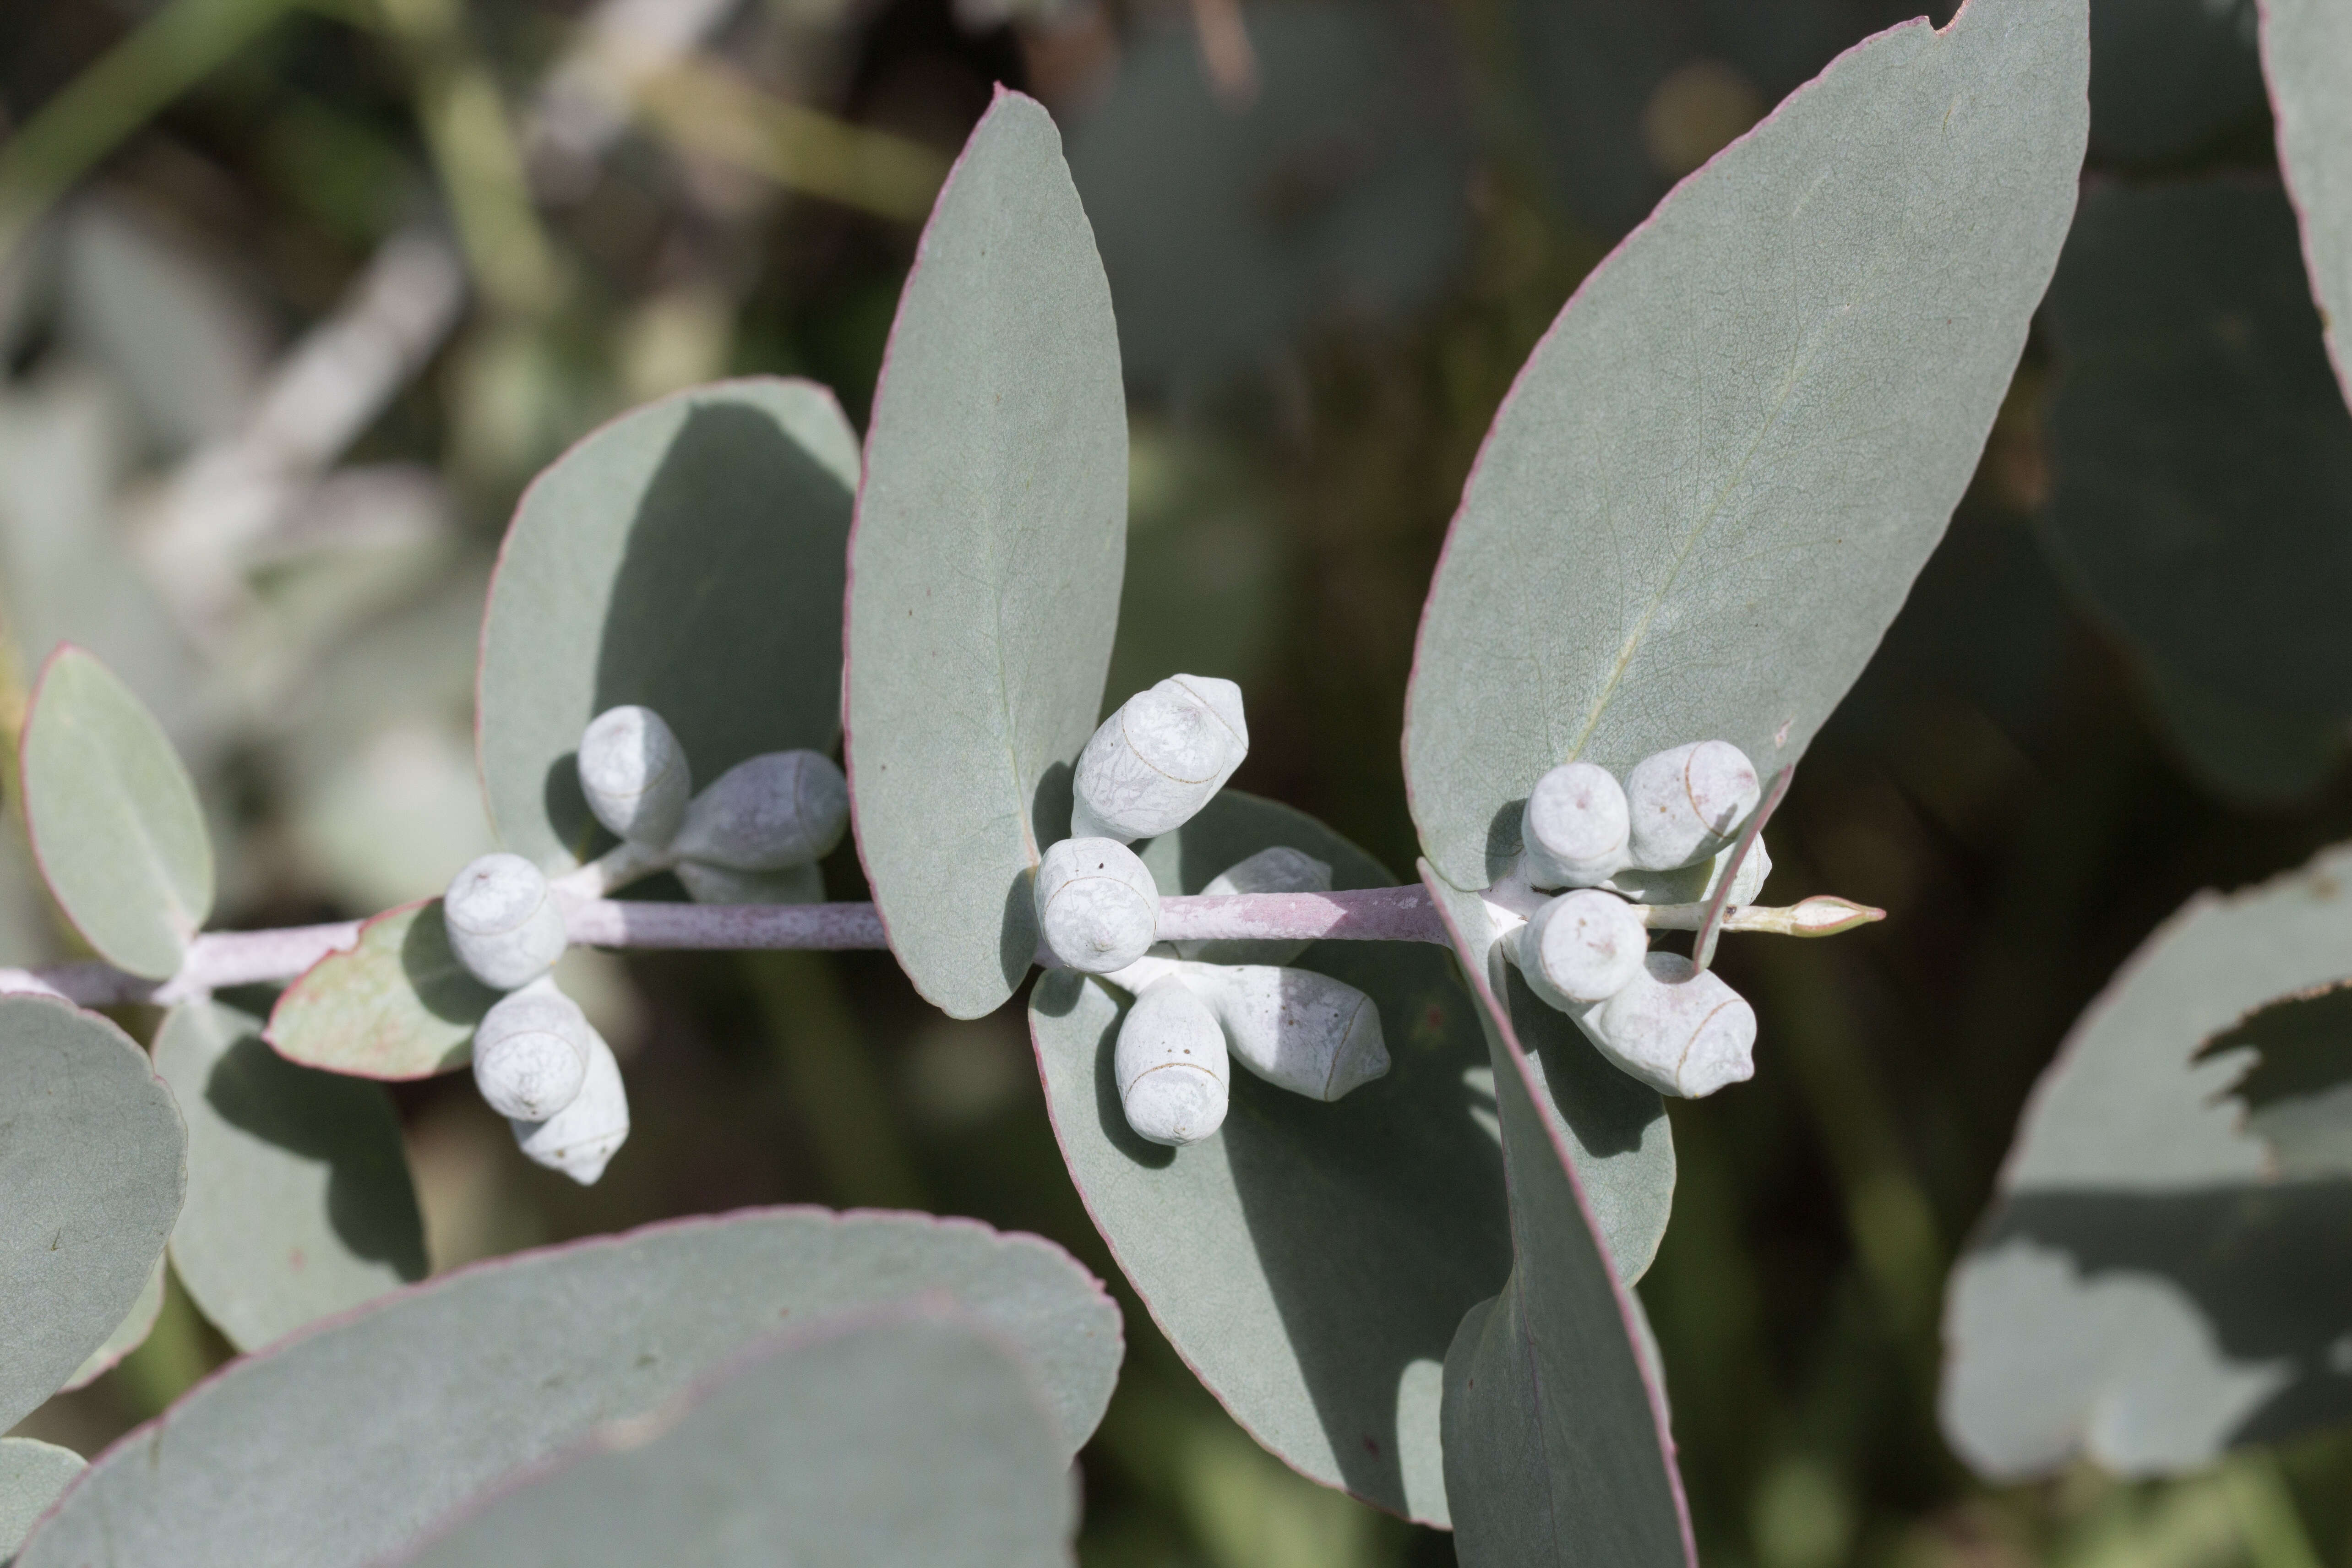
[1031,792,1511,1525]
[59,1258,164,1392]
[2261,0,2352,412]
[0,995,186,1431]
[0,1439,85,1561]
[19,1209,1118,1568]
[846,88,1127,1020]
[158,1000,427,1351]
[479,377,859,868]
[1404,0,2089,889]
[266,900,497,1079]
[21,645,213,978]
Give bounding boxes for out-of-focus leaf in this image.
[1030,791,1511,1525]
[1066,5,1468,392]
[479,377,857,868]
[1423,862,1695,1567]
[1405,0,2088,891]
[0,996,185,1432]
[0,1440,85,1560]
[19,1209,1116,1568]
[2140,661,2346,809]
[2090,0,2265,164]
[59,1258,163,1392]
[21,646,213,980]
[389,1311,1074,1568]
[158,1000,426,1351]
[2039,180,2352,769]
[2259,0,2352,412]
[2194,984,2352,1179]
[265,901,496,1079]
[1941,841,2352,1478]
[846,89,1126,1020]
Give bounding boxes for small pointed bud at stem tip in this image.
[1070,675,1248,842]
[1522,762,1632,888]
[1568,953,1757,1098]
[511,1024,629,1184]
[1114,977,1230,1146]
[1739,895,1885,937]
[1516,888,1649,1007]
[1036,838,1161,973]
[670,750,848,873]
[1103,954,1390,1101]
[444,853,567,990]
[1175,845,1334,965]
[471,977,592,1121]
[577,705,692,848]
[1625,740,1761,871]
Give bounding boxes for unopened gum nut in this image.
[672,750,848,871]
[511,1025,630,1185]
[1625,740,1761,871]
[471,978,592,1122]
[577,705,691,848]
[1574,953,1757,1098]
[1174,845,1334,965]
[444,852,566,990]
[1178,961,1389,1101]
[1522,762,1632,888]
[1036,838,1160,974]
[1069,675,1248,842]
[1114,977,1229,1146]
[1518,888,1647,1009]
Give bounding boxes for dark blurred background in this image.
[4,0,2349,1562]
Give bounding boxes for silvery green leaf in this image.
[1404,0,2088,890]
[2140,661,2346,810]
[2194,985,2352,1180]
[479,377,858,868]
[0,996,186,1432]
[387,1311,1073,1568]
[2260,0,2352,411]
[1941,841,2352,1479]
[265,900,497,1079]
[59,1258,163,1392]
[1422,862,1694,1567]
[0,1440,84,1562]
[17,1209,1116,1568]
[1029,792,1510,1525]
[846,89,1126,1020]
[157,1001,426,1352]
[20,645,214,979]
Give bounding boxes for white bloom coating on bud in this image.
[675,859,824,905]
[1568,953,1757,1099]
[444,852,567,990]
[511,1024,630,1184]
[1114,977,1229,1146]
[577,706,692,848]
[1522,762,1632,888]
[1174,845,1334,965]
[1625,740,1761,871]
[1035,838,1161,974]
[1070,675,1248,843]
[1517,889,1648,1009]
[1602,836,1773,907]
[471,977,592,1121]
[672,750,849,871]
[1105,953,1389,1101]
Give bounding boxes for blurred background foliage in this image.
[2,0,2349,1563]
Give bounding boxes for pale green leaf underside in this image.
[158,1001,426,1353]
[1030,792,1508,1526]
[22,647,213,978]
[392,1312,1073,1568]
[0,996,185,1432]
[480,376,859,868]
[2260,0,2352,412]
[18,1209,1118,1568]
[0,1439,85,1561]
[2193,984,2352,1180]
[60,1258,163,1392]
[1404,0,2089,888]
[847,88,1127,1020]
[1941,841,2352,1479]
[266,901,497,1080]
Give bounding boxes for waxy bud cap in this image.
[577,705,691,848]
[673,750,849,871]
[1114,977,1229,1146]
[472,977,592,1121]
[511,1024,630,1185]
[1523,762,1632,888]
[1518,888,1648,1008]
[444,852,566,990]
[1626,740,1760,871]
[1070,675,1247,842]
[1036,838,1160,974]
[1572,953,1756,1098]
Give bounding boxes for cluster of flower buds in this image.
[1507,740,1765,1099]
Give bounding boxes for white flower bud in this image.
[1522,762,1632,888]
[1114,977,1229,1146]
[674,859,824,906]
[1625,740,1761,871]
[1173,845,1334,965]
[1567,953,1756,1099]
[1515,889,1647,1009]
[444,852,567,990]
[1070,675,1248,843]
[1108,954,1388,1101]
[577,705,692,848]
[1035,838,1160,974]
[511,1024,629,1185]
[672,750,849,871]
[471,977,591,1121]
